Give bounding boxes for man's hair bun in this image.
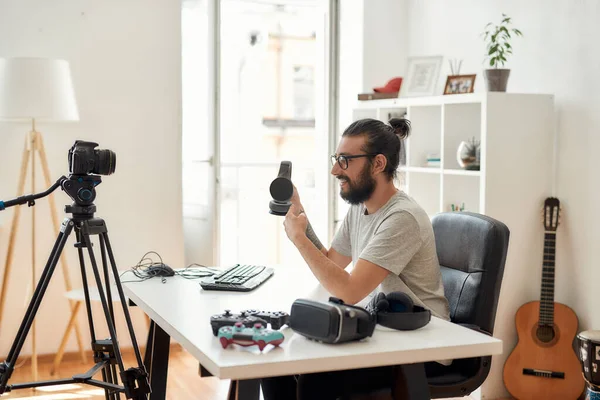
[389,118,411,140]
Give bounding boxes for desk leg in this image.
[392,363,430,400]
[227,379,260,400]
[144,319,171,400]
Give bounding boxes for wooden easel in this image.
[0,123,87,380]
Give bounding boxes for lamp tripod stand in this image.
[0,122,86,380]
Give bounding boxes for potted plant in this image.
[482,13,523,92]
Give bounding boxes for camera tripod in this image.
[0,175,150,399]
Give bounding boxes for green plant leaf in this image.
[490,58,495,67]
[488,45,498,55]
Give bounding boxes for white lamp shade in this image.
[0,57,79,122]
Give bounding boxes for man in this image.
[261,117,450,400]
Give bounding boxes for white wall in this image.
[362,0,409,94]
[338,0,408,130]
[405,1,600,398]
[0,0,184,358]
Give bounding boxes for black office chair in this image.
[347,211,510,400]
[424,211,510,398]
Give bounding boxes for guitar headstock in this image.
[543,197,561,231]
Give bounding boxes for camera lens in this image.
[95,149,116,175]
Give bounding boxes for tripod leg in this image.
[37,132,86,365]
[99,235,116,329]
[75,229,98,344]
[101,368,110,400]
[110,363,119,400]
[102,364,118,400]
[0,137,31,335]
[80,231,126,376]
[102,233,145,368]
[1,219,74,385]
[99,235,122,400]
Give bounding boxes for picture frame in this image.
[443,74,476,95]
[399,55,443,97]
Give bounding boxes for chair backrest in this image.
[431,212,510,335]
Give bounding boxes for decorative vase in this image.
[484,68,510,92]
[456,138,480,170]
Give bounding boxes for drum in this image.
[577,330,600,399]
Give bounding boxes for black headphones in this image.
[367,291,431,331]
[269,161,293,216]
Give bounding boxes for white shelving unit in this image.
[339,92,556,399]
[337,92,555,225]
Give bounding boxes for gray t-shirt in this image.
[331,190,450,320]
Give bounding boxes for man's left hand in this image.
[284,203,308,245]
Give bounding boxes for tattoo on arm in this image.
[305,220,325,251]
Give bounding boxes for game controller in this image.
[240,309,290,330]
[210,310,267,336]
[218,322,285,351]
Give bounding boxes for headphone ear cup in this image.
[385,292,414,313]
[368,292,388,313]
[375,298,389,312]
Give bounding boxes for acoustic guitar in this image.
[503,197,584,399]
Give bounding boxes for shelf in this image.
[401,167,441,174]
[443,169,481,176]
[401,167,480,176]
[354,92,554,109]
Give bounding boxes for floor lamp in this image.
[0,57,87,380]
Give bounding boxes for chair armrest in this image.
[458,323,491,336]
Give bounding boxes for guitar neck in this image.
[539,231,556,325]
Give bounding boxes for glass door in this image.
[218,0,331,267]
[182,0,216,265]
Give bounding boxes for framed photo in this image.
[399,55,443,97]
[443,74,476,95]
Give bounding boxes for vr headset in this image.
[289,292,431,344]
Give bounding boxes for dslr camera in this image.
[68,141,116,176]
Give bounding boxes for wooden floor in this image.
[1,346,483,399]
[1,345,231,400]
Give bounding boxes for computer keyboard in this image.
[200,264,274,292]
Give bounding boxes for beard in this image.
[339,162,376,205]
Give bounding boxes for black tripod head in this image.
[62,174,101,217]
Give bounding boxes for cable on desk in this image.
[119,251,219,284]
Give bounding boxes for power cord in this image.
[119,251,219,284]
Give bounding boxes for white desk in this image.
[122,266,502,400]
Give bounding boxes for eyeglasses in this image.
[330,153,378,170]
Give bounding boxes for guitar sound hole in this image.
[536,324,556,343]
